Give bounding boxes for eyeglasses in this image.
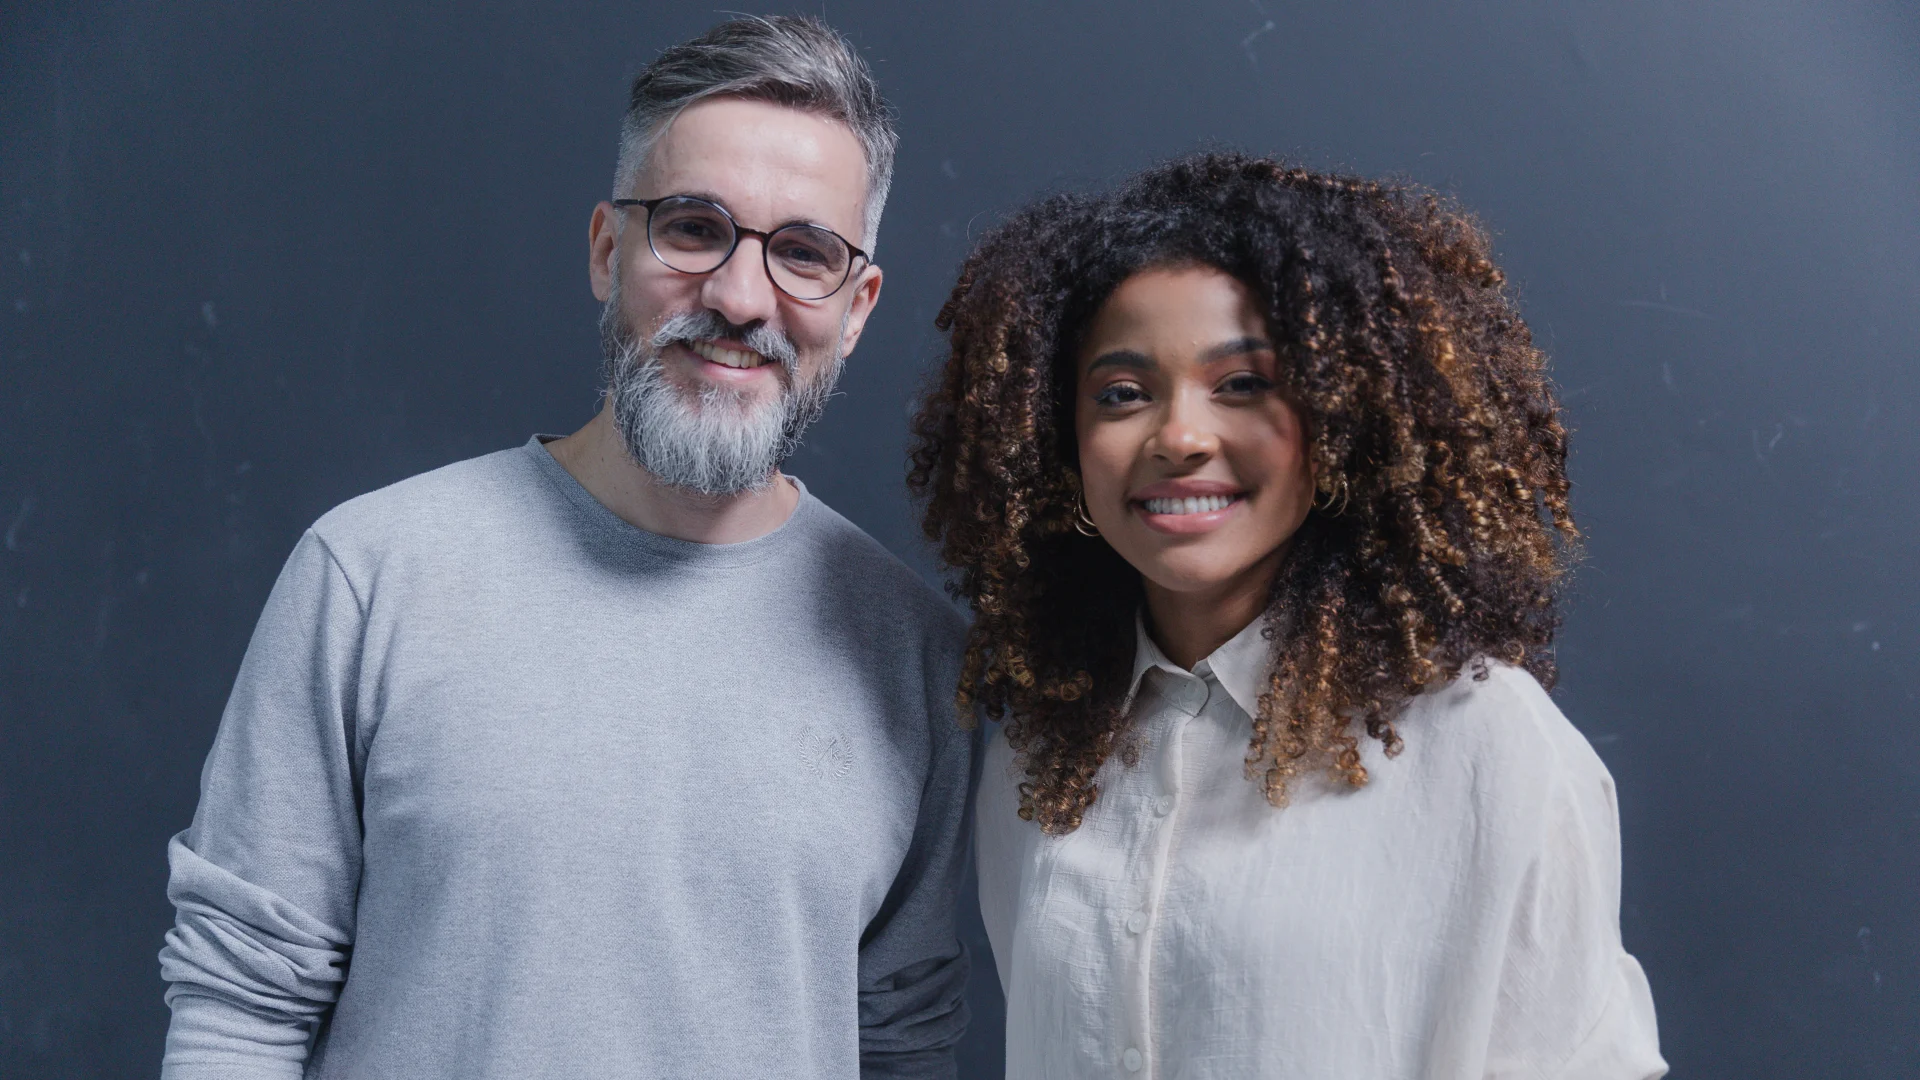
[612,194,870,302]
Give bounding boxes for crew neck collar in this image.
[523,434,815,569]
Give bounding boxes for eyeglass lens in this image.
[647,196,853,301]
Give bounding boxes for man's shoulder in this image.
[797,494,974,755]
[308,443,539,563]
[796,492,966,645]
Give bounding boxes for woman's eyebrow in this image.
[1199,336,1275,363]
[1085,349,1156,375]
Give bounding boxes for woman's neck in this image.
[1141,549,1285,670]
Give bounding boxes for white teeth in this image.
[689,339,764,369]
[1142,494,1238,515]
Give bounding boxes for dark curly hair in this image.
[908,153,1579,833]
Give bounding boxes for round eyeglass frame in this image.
[612,194,870,302]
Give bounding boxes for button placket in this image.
[1126,671,1200,1080]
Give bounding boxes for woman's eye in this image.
[1221,374,1273,395]
[1093,383,1147,407]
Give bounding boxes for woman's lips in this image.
[1131,492,1246,535]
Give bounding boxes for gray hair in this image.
[613,15,898,253]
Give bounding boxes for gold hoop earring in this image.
[1074,491,1100,537]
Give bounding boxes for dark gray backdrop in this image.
[3,1,1916,1076]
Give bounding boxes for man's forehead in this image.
[642,97,867,239]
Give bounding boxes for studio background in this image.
[3,1,1916,1076]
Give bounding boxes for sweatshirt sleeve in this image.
[158,530,368,1079]
[855,706,980,1080]
[1485,741,1668,1080]
[971,722,1019,998]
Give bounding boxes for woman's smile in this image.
[1130,480,1249,534]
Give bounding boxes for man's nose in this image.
[698,235,781,329]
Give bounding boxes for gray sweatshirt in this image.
[158,437,975,1080]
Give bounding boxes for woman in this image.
[910,154,1665,1078]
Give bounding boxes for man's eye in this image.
[774,241,828,267]
[658,216,729,245]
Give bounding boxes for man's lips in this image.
[666,339,780,384]
[684,338,769,369]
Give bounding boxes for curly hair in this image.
[908,153,1579,834]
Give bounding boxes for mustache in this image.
[648,309,800,374]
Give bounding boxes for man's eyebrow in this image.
[1085,349,1157,375]
[654,188,730,209]
[1199,337,1275,363]
[648,189,814,231]
[661,190,838,235]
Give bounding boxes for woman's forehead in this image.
[1080,266,1265,361]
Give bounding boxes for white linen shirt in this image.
[977,615,1665,1079]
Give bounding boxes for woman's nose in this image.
[1150,393,1219,462]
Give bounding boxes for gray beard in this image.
[599,290,844,497]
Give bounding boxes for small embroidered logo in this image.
[799,726,854,781]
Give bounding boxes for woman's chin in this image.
[1113,528,1295,604]
[1129,551,1261,599]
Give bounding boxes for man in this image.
[158,16,974,1079]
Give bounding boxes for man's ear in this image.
[588,202,619,303]
[834,263,884,359]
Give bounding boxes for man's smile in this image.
[667,339,783,385]
[688,338,771,369]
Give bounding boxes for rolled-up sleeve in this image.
[158,530,367,1079]
[856,708,980,1080]
[1487,750,1667,1080]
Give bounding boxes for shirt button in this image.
[1154,794,1175,816]
[1126,909,1148,934]
[1123,1047,1144,1072]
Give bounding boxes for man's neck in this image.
[544,403,800,545]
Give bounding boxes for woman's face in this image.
[1074,264,1315,600]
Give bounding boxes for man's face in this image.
[588,96,883,494]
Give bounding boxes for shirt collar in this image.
[1125,611,1271,720]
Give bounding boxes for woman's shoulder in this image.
[1395,658,1617,818]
